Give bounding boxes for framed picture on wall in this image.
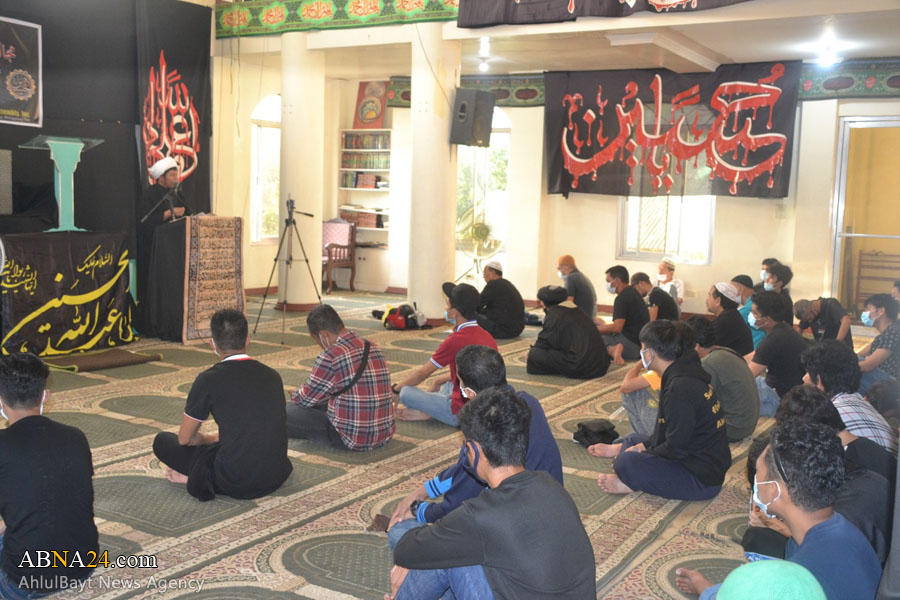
[352,81,387,129]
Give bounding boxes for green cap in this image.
[719,560,826,600]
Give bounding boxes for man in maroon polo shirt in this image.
[392,282,497,426]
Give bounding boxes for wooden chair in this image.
[322,219,356,294]
[854,250,900,311]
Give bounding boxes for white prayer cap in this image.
[485,260,503,273]
[714,282,741,304]
[149,156,178,180]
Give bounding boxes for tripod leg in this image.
[292,221,323,304]
[252,219,292,334]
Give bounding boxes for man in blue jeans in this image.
[589,320,731,500]
[746,291,809,416]
[385,345,563,549]
[386,387,595,599]
[392,282,496,426]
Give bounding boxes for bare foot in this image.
[675,568,713,595]
[597,473,634,494]
[612,344,626,365]
[165,467,189,484]
[587,442,622,458]
[395,408,432,421]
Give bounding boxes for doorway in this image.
[831,117,900,314]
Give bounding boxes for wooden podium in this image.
[142,216,244,343]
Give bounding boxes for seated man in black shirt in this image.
[795,297,853,349]
[526,285,610,379]
[706,282,754,356]
[153,309,292,501]
[598,265,650,364]
[590,321,731,500]
[631,272,678,321]
[387,387,595,600]
[0,353,98,598]
[475,260,525,339]
[747,291,809,417]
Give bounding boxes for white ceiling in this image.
[276,0,900,79]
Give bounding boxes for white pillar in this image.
[279,32,324,310]
[407,24,460,319]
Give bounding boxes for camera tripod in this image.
[252,196,321,343]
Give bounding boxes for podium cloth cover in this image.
[0,231,133,356]
[144,216,244,343]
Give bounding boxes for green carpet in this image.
[30,292,769,599]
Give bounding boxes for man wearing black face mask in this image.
[385,345,562,549]
[287,304,394,451]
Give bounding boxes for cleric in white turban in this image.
[135,156,192,305]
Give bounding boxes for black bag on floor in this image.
[572,419,619,447]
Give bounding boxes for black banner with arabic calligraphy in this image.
[0,232,133,356]
[545,61,801,198]
[136,0,211,214]
[458,0,753,27]
[0,17,41,127]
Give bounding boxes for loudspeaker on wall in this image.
[449,88,495,147]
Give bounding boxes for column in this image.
[407,23,461,320]
[278,32,324,311]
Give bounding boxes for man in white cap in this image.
[136,156,191,304]
[706,282,754,356]
[475,260,525,339]
[657,257,684,306]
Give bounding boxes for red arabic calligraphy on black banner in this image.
[544,61,801,198]
[458,0,752,27]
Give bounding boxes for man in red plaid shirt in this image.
[287,305,394,451]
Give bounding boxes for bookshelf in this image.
[339,129,391,254]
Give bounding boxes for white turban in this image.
[149,156,178,180]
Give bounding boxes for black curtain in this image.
[136,0,211,216]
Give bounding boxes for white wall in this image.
[210,42,900,306]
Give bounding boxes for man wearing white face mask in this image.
[392,283,496,426]
[675,421,881,600]
[153,309,292,501]
[556,254,597,319]
[287,304,394,450]
[597,265,649,364]
[0,353,99,599]
[656,257,684,306]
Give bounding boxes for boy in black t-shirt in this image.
[598,265,650,364]
[0,353,98,598]
[747,292,809,417]
[794,297,854,349]
[630,272,679,322]
[153,309,292,501]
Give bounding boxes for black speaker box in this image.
[449,88,495,147]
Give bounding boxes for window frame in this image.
[249,118,281,244]
[615,194,716,266]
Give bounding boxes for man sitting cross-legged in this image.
[392,282,496,426]
[385,345,563,549]
[0,353,99,599]
[675,420,882,600]
[287,304,394,451]
[589,320,731,500]
[386,387,595,600]
[153,309,293,501]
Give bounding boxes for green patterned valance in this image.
[799,58,900,100]
[216,1,458,38]
[387,74,545,108]
[384,59,900,109]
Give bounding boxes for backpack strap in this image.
[331,341,371,397]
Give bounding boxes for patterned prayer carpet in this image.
[35,292,769,599]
